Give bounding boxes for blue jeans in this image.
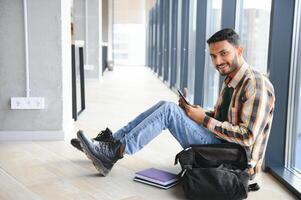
[113,101,221,154]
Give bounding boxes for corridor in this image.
[0,66,297,199]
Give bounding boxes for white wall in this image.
[0,0,72,140]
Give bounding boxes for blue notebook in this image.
[134,168,179,189]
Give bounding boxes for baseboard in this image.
[0,130,65,141]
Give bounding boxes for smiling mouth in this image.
[218,64,228,70]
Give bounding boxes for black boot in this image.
[77,130,124,176]
[71,128,114,152]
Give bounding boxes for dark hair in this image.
[206,28,240,46]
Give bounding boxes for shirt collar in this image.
[226,62,249,88]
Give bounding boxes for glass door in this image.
[286,0,301,177]
[169,0,178,88]
[187,0,197,103]
[203,0,222,109]
[175,0,183,90]
[179,0,190,90]
[235,0,272,75]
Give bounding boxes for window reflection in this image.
[292,25,301,174]
[294,75,301,172]
[236,0,272,75]
[203,0,222,109]
[176,0,182,89]
[287,0,301,176]
[187,0,197,103]
[113,24,145,65]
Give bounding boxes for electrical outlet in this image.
[11,97,45,109]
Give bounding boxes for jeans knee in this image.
[158,100,168,105]
[162,101,178,110]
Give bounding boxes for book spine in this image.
[134,174,177,185]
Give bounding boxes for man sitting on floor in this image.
[71,28,275,177]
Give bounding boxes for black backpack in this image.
[175,142,259,200]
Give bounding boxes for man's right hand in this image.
[178,88,189,109]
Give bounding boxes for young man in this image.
[71,28,275,177]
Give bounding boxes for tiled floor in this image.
[0,66,298,199]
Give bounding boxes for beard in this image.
[216,55,240,76]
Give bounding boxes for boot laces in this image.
[94,128,114,141]
[95,141,118,158]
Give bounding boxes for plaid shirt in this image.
[203,62,275,175]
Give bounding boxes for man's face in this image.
[209,40,243,76]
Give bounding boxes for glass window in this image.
[169,0,178,88]
[235,0,272,75]
[113,24,145,66]
[293,61,301,173]
[187,0,197,103]
[287,0,301,177]
[113,0,146,66]
[176,0,183,90]
[203,0,222,109]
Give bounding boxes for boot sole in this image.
[77,132,110,176]
[70,139,84,152]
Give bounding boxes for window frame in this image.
[285,0,301,180]
[265,0,301,198]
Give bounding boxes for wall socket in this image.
[11,97,45,109]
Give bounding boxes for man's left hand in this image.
[183,104,206,124]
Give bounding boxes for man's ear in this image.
[236,46,243,56]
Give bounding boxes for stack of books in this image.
[133,168,179,189]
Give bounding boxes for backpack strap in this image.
[248,183,260,192]
[176,169,187,179]
[174,147,194,167]
[175,148,194,179]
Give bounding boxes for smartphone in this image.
[177,89,191,105]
